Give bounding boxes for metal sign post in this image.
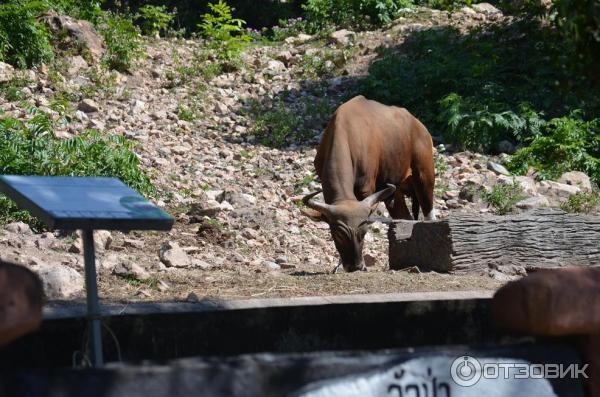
[0,175,174,367]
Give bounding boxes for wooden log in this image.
[388,209,600,274]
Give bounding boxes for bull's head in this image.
[302,184,396,272]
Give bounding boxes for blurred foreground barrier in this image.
[0,261,43,347]
[492,267,600,396]
[388,209,600,273]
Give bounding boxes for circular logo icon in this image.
[450,355,482,387]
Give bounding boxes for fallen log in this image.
[388,209,600,274]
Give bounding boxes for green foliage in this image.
[0,77,31,102]
[439,94,546,151]
[296,47,356,79]
[303,0,413,30]
[270,17,309,41]
[552,0,600,61]
[0,110,154,226]
[44,0,104,23]
[136,5,174,38]
[0,0,53,68]
[560,190,600,214]
[483,180,526,215]
[420,0,472,11]
[99,12,144,72]
[507,115,599,184]
[198,0,250,68]
[359,22,599,151]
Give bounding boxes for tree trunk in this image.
[388,209,600,274]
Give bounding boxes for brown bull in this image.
[303,96,436,272]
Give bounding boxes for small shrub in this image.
[0,110,154,227]
[303,0,413,31]
[136,5,174,38]
[198,0,250,70]
[270,17,309,41]
[560,190,600,214]
[99,13,144,73]
[0,77,31,102]
[296,47,355,79]
[0,1,53,68]
[507,114,599,185]
[45,0,104,23]
[482,180,526,215]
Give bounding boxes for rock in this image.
[459,6,478,14]
[538,180,581,199]
[496,140,516,154]
[264,60,286,74]
[471,2,502,14]
[363,254,377,267]
[330,29,356,46]
[66,55,88,76]
[78,98,99,113]
[275,50,294,66]
[188,199,222,218]
[459,183,485,203]
[123,238,145,249]
[0,62,15,83]
[68,240,83,254]
[285,33,312,44]
[489,269,519,282]
[4,222,32,234]
[262,260,281,271]
[94,230,112,251]
[159,241,191,268]
[130,99,146,115]
[446,199,462,209]
[515,196,550,210]
[218,191,256,208]
[113,260,151,280]
[42,13,105,62]
[241,227,260,240]
[514,176,537,196]
[33,264,84,299]
[558,171,592,192]
[487,161,511,176]
[191,259,212,270]
[275,256,288,264]
[186,291,201,302]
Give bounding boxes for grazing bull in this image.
[302,95,436,272]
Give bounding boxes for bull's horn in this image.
[302,190,333,216]
[362,184,396,208]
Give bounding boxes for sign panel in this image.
[296,355,575,397]
[0,175,173,231]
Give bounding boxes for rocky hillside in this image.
[0,5,596,302]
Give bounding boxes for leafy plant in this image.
[198,0,250,69]
[270,17,309,41]
[482,180,526,215]
[560,190,600,214]
[507,115,599,184]
[0,110,154,227]
[303,0,413,31]
[136,5,174,38]
[99,12,144,72]
[0,0,53,68]
[0,77,31,102]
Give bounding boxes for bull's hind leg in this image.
[385,190,413,220]
[411,160,436,221]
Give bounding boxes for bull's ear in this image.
[300,208,327,222]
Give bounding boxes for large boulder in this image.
[0,62,15,83]
[42,13,105,62]
[558,171,593,192]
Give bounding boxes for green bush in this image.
[359,22,599,151]
[560,190,600,214]
[483,180,526,215]
[303,0,413,30]
[99,12,144,72]
[270,17,309,41]
[0,0,53,68]
[198,0,250,69]
[552,0,600,61]
[136,5,174,38]
[0,110,154,227]
[44,0,104,23]
[507,115,599,184]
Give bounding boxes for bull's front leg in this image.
[386,191,413,220]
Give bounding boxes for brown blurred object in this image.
[492,267,600,396]
[0,260,44,347]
